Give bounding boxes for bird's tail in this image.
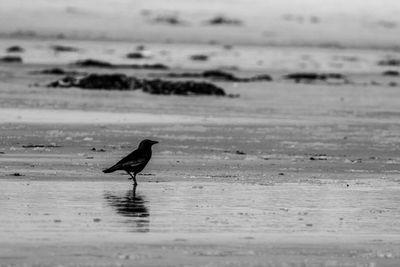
[103,164,119,173]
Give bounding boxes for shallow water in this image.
[1,179,400,242]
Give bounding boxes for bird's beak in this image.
[151,140,159,145]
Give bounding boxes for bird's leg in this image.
[127,171,138,186]
[132,184,137,197]
[127,171,134,180]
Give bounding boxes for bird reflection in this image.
[104,187,149,232]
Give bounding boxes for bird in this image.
[103,139,158,186]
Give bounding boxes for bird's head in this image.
[138,139,159,149]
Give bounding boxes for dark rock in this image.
[48,73,227,96]
[73,59,169,70]
[140,79,226,96]
[48,73,134,90]
[235,150,246,155]
[371,80,381,86]
[248,74,273,82]
[136,45,146,51]
[48,74,136,90]
[378,59,400,66]
[6,46,24,53]
[47,76,80,88]
[78,74,135,90]
[206,16,243,26]
[202,70,236,80]
[74,59,114,68]
[22,144,62,148]
[126,52,149,59]
[190,54,209,61]
[39,68,67,75]
[129,63,168,70]
[163,72,201,79]
[50,45,79,52]
[382,70,399,76]
[0,56,22,63]
[162,69,272,82]
[152,15,185,25]
[283,72,347,83]
[30,68,83,76]
[309,154,327,160]
[223,44,233,50]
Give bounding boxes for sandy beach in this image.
[1,1,400,263]
[1,43,400,265]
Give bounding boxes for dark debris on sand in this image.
[126,52,150,59]
[74,59,113,68]
[91,147,106,152]
[73,59,169,70]
[6,45,24,53]
[382,70,400,76]
[48,73,232,96]
[190,54,209,61]
[162,69,272,82]
[10,173,24,177]
[50,45,79,52]
[30,68,84,76]
[151,15,186,25]
[309,154,328,160]
[377,59,400,66]
[22,144,62,148]
[206,15,243,26]
[283,72,348,83]
[0,56,23,63]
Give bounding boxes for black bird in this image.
[103,139,158,186]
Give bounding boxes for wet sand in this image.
[1,180,400,266]
[1,42,400,266]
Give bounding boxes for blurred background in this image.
[1,0,400,49]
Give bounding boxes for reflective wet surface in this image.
[1,179,400,242]
[104,189,150,232]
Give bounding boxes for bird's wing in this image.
[120,157,147,168]
[116,149,140,164]
[115,149,148,168]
